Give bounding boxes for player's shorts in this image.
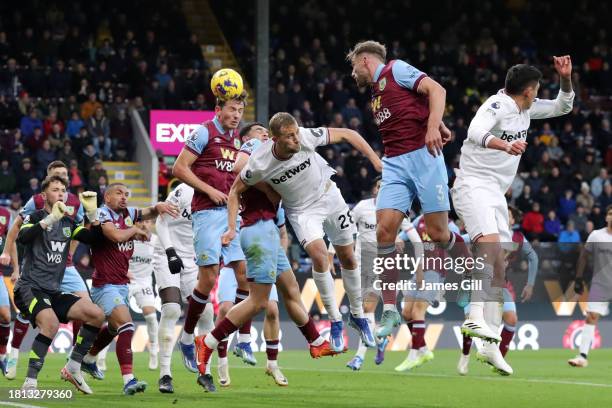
[218,266,278,303]
[0,277,9,307]
[451,176,512,244]
[240,219,290,284]
[129,282,156,309]
[59,265,88,293]
[377,146,450,215]
[586,302,610,316]
[192,208,245,267]
[285,181,356,248]
[91,284,129,316]
[154,249,199,303]
[13,284,80,327]
[403,270,444,304]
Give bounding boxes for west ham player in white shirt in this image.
[240,112,382,352]
[452,56,574,375]
[154,183,215,393]
[568,205,612,368]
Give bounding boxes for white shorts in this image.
[129,282,156,309]
[587,302,610,316]
[153,249,199,303]
[451,177,512,244]
[285,181,356,248]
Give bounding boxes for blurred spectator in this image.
[525,169,542,194]
[35,140,56,177]
[270,83,288,113]
[43,111,64,137]
[353,166,373,200]
[20,108,42,137]
[48,123,65,151]
[0,160,16,196]
[332,166,354,203]
[7,194,22,222]
[558,221,581,244]
[87,107,111,159]
[543,210,561,241]
[66,111,85,139]
[21,177,40,203]
[569,205,588,234]
[110,109,133,159]
[522,202,544,240]
[58,140,77,166]
[516,185,534,214]
[590,168,609,198]
[81,92,103,120]
[597,182,612,208]
[558,189,577,222]
[538,184,557,215]
[546,137,564,161]
[589,205,606,229]
[93,175,108,205]
[576,182,595,211]
[68,159,84,190]
[80,144,99,174]
[88,159,108,188]
[16,158,36,191]
[158,152,171,200]
[341,98,363,123]
[25,127,45,152]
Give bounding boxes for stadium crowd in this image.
[0,0,610,246]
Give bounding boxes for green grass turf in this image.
[1,349,611,408]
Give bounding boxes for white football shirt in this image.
[157,183,195,257]
[129,238,155,283]
[240,127,336,211]
[458,89,574,192]
[585,228,612,291]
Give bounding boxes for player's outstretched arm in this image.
[101,222,146,243]
[173,149,228,205]
[221,177,249,246]
[529,55,574,120]
[232,152,250,175]
[140,202,180,220]
[416,77,447,156]
[328,128,382,172]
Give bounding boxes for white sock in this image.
[341,267,364,317]
[218,356,228,366]
[205,362,211,375]
[159,303,180,378]
[383,304,397,312]
[196,304,215,336]
[122,373,134,385]
[9,347,19,359]
[408,348,419,360]
[144,312,159,354]
[97,345,109,364]
[483,302,502,333]
[312,269,341,321]
[204,333,220,349]
[311,336,325,347]
[468,302,484,322]
[180,329,194,345]
[24,377,37,387]
[238,333,250,343]
[579,323,595,357]
[83,353,96,364]
[356,338,367,359]
[267,359,278,369]
[66,358,80,373]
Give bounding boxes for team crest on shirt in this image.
[125,217,133,227]
[234,139,241,149]
[62,227,71,238]
[0,216,5,225]
[65,206,74,215]
[491,102,500,109]
[378,78,386,91]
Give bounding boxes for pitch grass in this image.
[2,349,611,408]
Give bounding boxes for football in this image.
[210,68,244,100]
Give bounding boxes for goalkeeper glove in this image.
[166,247,184,274]
[43,201,67,226]
[574,277,585,295]
[79,191,98,222]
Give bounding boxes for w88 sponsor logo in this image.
[374,108,391,125]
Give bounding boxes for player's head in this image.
[346,40,387,87]
[41,175,68,207]
[47,160,68,181]
[504,64,542,109]
[508,205,522,226]
[269,112,300,154]
[240,122,268,142]
[105,183,130,210]
[215,92,248,131]
[137,219,154,233]
[606,204,612,227]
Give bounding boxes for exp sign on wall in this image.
[150,110,215,156]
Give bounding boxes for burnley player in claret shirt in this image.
[80,183,178,395]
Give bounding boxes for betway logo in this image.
[156,123,201,143]
[271,159,311,184]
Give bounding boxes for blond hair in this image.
[269,112,297,137]
[346,40,387,63]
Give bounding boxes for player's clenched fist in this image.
[505,140,527,156]
[79,191,98,221]
[221,229,236,247]
[165,247,184,274]
[43,201,67,226]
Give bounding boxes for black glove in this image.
[574,277,585,295]
[166,247,184,274]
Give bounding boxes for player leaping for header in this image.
[348,41,470,337]
[452,56,574,375]
[195,120,349,388]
